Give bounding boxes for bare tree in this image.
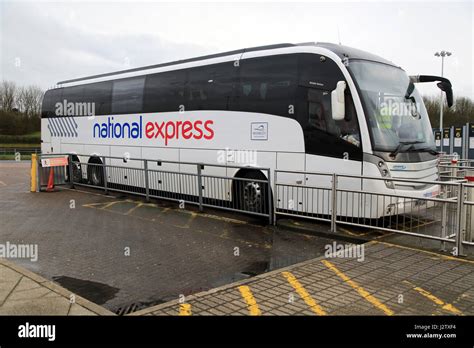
[17,85,44,117]
[0,81,17,111]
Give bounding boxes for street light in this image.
[434,50,452,153]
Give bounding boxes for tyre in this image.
[87,157,104,187]
[233,171,271,214]
[66,156,82,184]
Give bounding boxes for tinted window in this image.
[41,88,63,118]
[112,77,145,114]
[83,81,112,116]
[236,54,298,117]
[299,53,344,91]
[144,70,186,113]
[62,86,84,105]
[185,62,237,111]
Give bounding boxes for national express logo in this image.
[93,116,214,146]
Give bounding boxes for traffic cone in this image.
[46,167,55,192]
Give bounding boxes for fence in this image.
[35,153,474,257]
[36,153,273,224]
[274,168,473,256]
[0,147,40,158]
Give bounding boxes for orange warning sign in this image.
[41,156,68,167]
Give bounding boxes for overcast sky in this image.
[0,0,472,99]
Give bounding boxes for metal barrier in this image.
[438,157,474,181]
[37,153,273,223]
[275,169,472,256]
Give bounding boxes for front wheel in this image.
[233,171,271,215]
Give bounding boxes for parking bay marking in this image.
[321,259,394,316]
[179,303,192,316]
[238,285,261,316]
[82,200,270,249]
[281,271,326,315]
[403,280,462,315]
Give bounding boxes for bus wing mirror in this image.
[331,81,346,121]
[410,75,454,108]
[437,81,453,108]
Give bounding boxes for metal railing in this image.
[37,153,273,224]
[274,168,473,256]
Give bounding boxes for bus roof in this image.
[56,42,397,86]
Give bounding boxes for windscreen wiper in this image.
[389,141,424,157]
[406,146,439,156]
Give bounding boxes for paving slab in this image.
[0,258,114,315]
[131,241,474,316]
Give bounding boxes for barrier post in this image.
[266,168,273,225]
[102,156,108,195]
[68,154,74,189]
[144,159,150,202]
[36,154,41,192]
[455,183,465,256]
[30,154,37,192]
[197,164,203,212]
[273,169,278,226]
[331,173,338,232]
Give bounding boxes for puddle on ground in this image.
[52,276,119,305]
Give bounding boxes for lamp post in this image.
[434,50,452,154]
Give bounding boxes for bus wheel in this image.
[233,171,270,214]
[87,157,104,187]
[67,155,82,183]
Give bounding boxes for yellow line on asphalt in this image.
[403,281,462,315]
[125,203,143,215]
[179,303,192,316]
[238,285,261,316]
[281,271,326,315]
[0,180,6,186]
[174,212,197,229]
[321,259,394,316]
[100,201,121,210]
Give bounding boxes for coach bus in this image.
[41,42,453,218]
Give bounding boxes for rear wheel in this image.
[66,155,82,184]
[87,157,104,187]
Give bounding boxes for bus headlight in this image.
[376,161,394,189]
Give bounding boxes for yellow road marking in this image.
[125,203,143,215]
[100,201,120,210]
[371,240,474,264]
[403,281,462,315]
[179,303,192,316]
[321,259,394,316]
[281,271,326,315]
[174,211,197,229]
[0,180,6,186]
[238,285,261,316]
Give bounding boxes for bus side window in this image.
[41,88,63,118]
[83,81,112,116]
[306,88,339,137]
[336,92,361,147]
[111,77,145,114]
[185,62,237,111]
[144,70,186,113]
[237,54,297,117]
